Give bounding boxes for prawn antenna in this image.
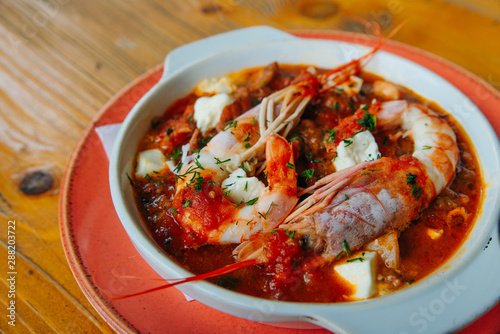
[105,259,258,300]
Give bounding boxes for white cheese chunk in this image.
[194,93,234,134]
[335,251,378,300]
[334,130,380,171]
[195,76,236,95]
[221,168,266,204]
[135,149,167,177]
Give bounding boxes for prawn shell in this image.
[311,156,435,261]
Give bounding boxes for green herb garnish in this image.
[214,157,231,165]
[325,129,337,143]
[300,168,315,182]
[357,110,377,132]
[223,120,237,131]
[343,240,351,258]
[245,197,259,206]
[343,139,353,147]
[285,230,296,239]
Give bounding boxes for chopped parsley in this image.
[144,173,167,187]
[258,202,278,219]
[411,183,422,200]
[406,173,422,200]
[166,127,174,140]
[245,197,259,206]
[343,240,352,258]
[346,257,364,263]
[335,240,353,259]
[300,168,315,182]
[346,99,355,112]
[357,110,377,132]
[193,159,205,170]
[285,230,296,239]
[345,194,349,200]
[170,146,182,161]
[214,157,231,165]
[197,135,213,149]
[333,101,339,111]
[343,139,353,147]
[223,120,237,131]
[286,162,295,169]
[335,250,343,260]
[325,129,337,143]
[192,175,205,192]
[182,199,192,208]
[406,173,418,185]
[288,131,300,142]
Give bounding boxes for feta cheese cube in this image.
[194,93,234,134]
[135,149,166,177]
[334,251,378,299]
[334,130,380,171]
[221,168,266,204]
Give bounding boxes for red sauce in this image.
[132,64,482,302]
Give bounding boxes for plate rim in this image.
[59,30,500,334]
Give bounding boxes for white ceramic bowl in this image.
[109,26,500,333]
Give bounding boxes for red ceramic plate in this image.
[59,31,500,333]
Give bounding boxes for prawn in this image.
[172,133,297,247]
[171,81,310,247]
[235,100,459,268]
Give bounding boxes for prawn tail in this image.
[106,259,258,300]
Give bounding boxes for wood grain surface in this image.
[0,0,498,333]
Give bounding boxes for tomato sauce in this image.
[132,64,482,302]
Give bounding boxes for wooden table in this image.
[0,0,498,333]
